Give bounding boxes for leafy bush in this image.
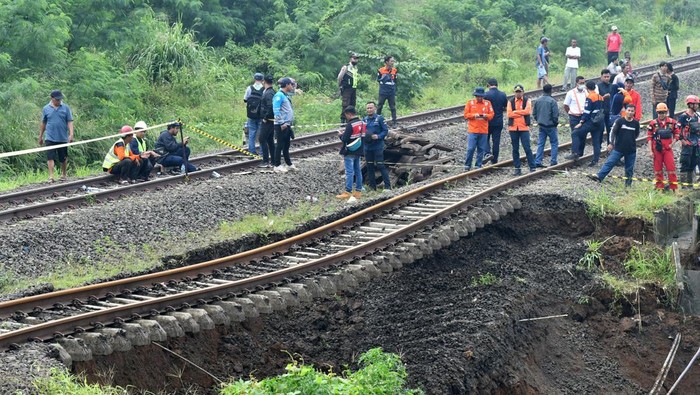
[220,348,422,395]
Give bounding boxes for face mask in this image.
[288,88,296,97]
[577,85,585,91]
[351,61,358,66]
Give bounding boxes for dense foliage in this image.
[0,0,698,179]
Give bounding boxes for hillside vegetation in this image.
[0,0,698,181]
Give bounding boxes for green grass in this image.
[624,245,676,288]
[585,183,680,221]
[578,237,613,271]
[0,166,100,192]
[220,348,422,395]
[470,272,499,287]
[31,369,130,395]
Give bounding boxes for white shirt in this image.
[613,73,628,85]
[565,46,580,69]
[564,88,587,115]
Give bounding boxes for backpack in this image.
[246,85,264,119]
[592,109,606,126]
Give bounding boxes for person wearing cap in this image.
[532,84,560,168]
[624,77,642,121]
[129,121,160,180]
[243,72,265,154]
[338,53,359,125]
[563,76,587,133]
[647,103,680,191]
[463,87,494,171]
[587,104,640,187]
[336,106,365,199]
[651,62,670,119]
[258,74,276,168]
[102,126,144,185]
[676,95,700,187]
[566,80,605,165]
[272,77,296,173]
[154,122,197,174]
[39,90,74,182]
[563,39,580,91]
[507,84,535,175]
[377,55,398,127]
[606,26,623,64]
[536,37,550,88]
[483,78,508,165]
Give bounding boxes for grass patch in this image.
[0,166,99,192]
[578,237,613,271]
[470,272,499,287]
[585,183,680,221]
[624,245,676,288]
[221,347,422,395]
[33,368,129,395]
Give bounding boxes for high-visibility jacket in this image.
[102,138,139,170]
[463,99,494,134]
[507,97,531,131]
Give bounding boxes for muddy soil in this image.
[76,194,700,394]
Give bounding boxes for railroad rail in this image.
[1,52,699,224]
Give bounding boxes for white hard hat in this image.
[134,120,148,130]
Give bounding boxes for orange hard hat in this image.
[120,125,134,135]
[655,103,669,112]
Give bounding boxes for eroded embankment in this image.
[74,194,700,394]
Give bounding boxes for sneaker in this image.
[529,168,536,173]
[336,191,352,199]
[464,166,471,172]
[587,174,601,182]
[535,163,547,168]
[564,153,580,160]
[257,163,270,168]
[286,164,298,172]
[483,154,493,164]
[168,168,180,175]
[587,161,598,167]
[273,166,288,173]
[352,191,362,199]
[118,179,129,185]
[512,169,522,176]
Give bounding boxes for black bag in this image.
[246,86,264,119]
[591,109,605,125]
[689,121,700,134]
[656,128,673,139]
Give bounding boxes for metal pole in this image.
[179,123,189,178]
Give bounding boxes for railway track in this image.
[0,99,662,354]
[1,53,699,224]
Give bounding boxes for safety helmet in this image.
[655,103,669,112]
[134,120,148,130]
[686,95,700,105]
[120,125,134,135]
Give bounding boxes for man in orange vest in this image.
[507,84,535,175]
[377,55,398,127]
[463,87,494,171]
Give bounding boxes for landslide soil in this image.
[77,194,700,394]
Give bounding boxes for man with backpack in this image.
[336,106,365,199]
[648,103,680,190]
[566,80,605,166]
[243,72,265,154]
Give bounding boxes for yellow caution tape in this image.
[178,120,262,160]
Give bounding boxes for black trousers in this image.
[273,125,292,167]
[108,159,140,180]
[341,88,357,122]
[377,92,397,122]
[259,120,275,164]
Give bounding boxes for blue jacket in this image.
[273,91,294,125]
[363,114,389,151]
[484,87,508,127]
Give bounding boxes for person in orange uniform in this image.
[377,55,398,127]
[507,84,535,175]
[102,125,145,184]
[647,103,680,191]
[463,87,494,170]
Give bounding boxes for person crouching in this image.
[336,106,365,199]
[102,125,145,184]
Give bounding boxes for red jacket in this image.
[464,99,494,134]
[647,117,680,151]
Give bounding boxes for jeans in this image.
[160,146,196,172]
[535,126,559,165]
[377,92,397,122]
[568,114,582,133]
[597,149,636,186]
[563,67,577,90]
[572,122,603,161]
[510,131,536,170]
[464,133,488,169]
[273,125,292,166]
[365,148,391,189]
[246,118,261,154]
[344,155,362,192]
[259,120,275,164]
[486,123,502,163]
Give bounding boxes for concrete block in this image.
[201,305,231,326]
[379,252,403,269]
[168,312,201,334]
[508,196,522,210]
[134,319,168,342]
[440,225,460,242]
[96,328,132,352]
[77,332,113,356]
[368,255,394,273]
[393,246,413,265]
[119,322,152,346]
[287,283,312,303]
[231,297,260,318]
[399,242,425,259]
[501,198,514,213]
[299,278,325,299]
[256,291,287,311]
[153,315,185,338]
[50,343,72,368]
[275,287,300,307]
[316,276,338,296]
[357,260,382,278]
[214,301,247,322]
[182,308,216,331]
[56,337,92,362]
[345,264,371,283]
[247,294,273,314]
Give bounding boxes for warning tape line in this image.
[179,120,262,160]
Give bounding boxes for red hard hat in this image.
[686,95,700,105]
[120,125,134,135]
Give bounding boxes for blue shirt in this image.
[42,102,73,142]
[273,91,294,125]
[363,114,388,150]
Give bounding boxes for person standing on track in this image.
[363,101,391,191]
[258,74,276,168]
[507,84,535,175]
[336,106,365,199]
[606,26,623,64]
[563,39,580,91]
[667,63,680,116]
[597,69,614,145]
[587,104,640,186]
[651,62,670,119]
[273,77,297,173]
[463,87,494,171]
[647,103,680,191]
[377,55,398,127]
[563,76,587,136]
[533,84,560,168]
[676,95,700,187]
[483,78,508,165]
[536,37,550,88]
[624,77,642,121]
[243,73,265,155]
[39,90,74,183]
[338,53,359,126]
[102,125,145,184]
[567,80,604,166]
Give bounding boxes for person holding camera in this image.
[463,87,494,171]
[155,122,197,174]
